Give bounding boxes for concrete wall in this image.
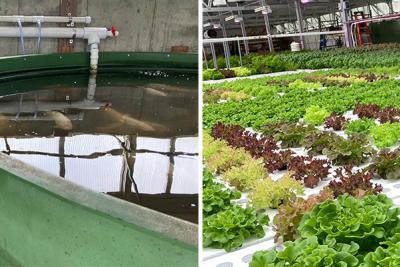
[0,0,198,57]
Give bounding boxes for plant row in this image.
[203,73,400,130]
[203,127,389,253]
[251,194,400,267]
[203,44,400,80]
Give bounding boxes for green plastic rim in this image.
[0,52,198,81]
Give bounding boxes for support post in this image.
[238,9,249,54]
[339,0,352,47]
[387,0,394,15]
[294,0,305,49]
[58,0,77,53]
[261,0,273,52]
[210,43,218,69]
[219,16,231,69]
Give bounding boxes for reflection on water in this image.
[0,71,198,223]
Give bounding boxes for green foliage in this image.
[204,88,249,103]
[203,69,224,81]
[288,79,323,91]
[203,133,266,190]
[361,234,400,267]
[276,44,400,69]
[273,190,334,243]
[369,149,400,180]
[220,91,249,102]
[321,134,375,165]
[298,194,400,252]
[232,67,252,77]
[345,118,376,135]
[204,45,400,80]
[250,236,360,267]
[203,205,269,252]
[369,123,400,148]
[263,122,317,148]
[203,133,225,161]
[202,170,241,217]
[203,71,400,130]
[304,105,330,126]
[222,158,267,191]
[203,133,251,174]
[248,173,304,209]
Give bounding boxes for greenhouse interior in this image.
[202,0,400,266]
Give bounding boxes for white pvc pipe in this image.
[0,15,91,24]
[0,26,119,72]
[0,27,113,43]
[203,30,345,44]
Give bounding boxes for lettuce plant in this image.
[263,122,317,148]
[250,236,359,267]
[304,105,330,125]
[231,67,252,77]
[262,150,294,173]
[369,122,400,148]
[203,69,224,80]
[212,122,277,158]
[288,156,331,188]
[288,79,322,91]
[273,189,334,242]
[206,144,250,174]
[204,88,248,103]
[303,131,339,156]
[220,91,248,102]
[222,158,267,191]
[369,149,400,179]
[324,112,348,131]
[378,107,400,123]
[354,103,381,119]
[327,166,383,198]
[344,118,376,135]
[361,234,400,267]
[322,134,375,165]
[298,194,400,252]
[203,205,269,252]
[248,173,304,209]
[203,170,241,217]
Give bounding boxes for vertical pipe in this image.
[318,17,322,32]
[210,43,218,69]
[220,17,231,69]
[261,0,273,52]
[340,0,352,47]
[237,9,249,54]
[387,1,394,14]
[294,0,305,49]
[166,137,176,194]
[237,40,243,66]
[59,137,66,178]
[17,19,25,55]
[203,48,209,69]
[239,20,249,54]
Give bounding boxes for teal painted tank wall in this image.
[0,168,197,266]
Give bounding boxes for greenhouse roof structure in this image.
[203,0,393,30]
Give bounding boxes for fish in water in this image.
[99,106,159,132]
[144,87,169,97]
[146,83,192,93]
[47,111,73,131]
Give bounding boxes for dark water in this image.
[0,71,198,223]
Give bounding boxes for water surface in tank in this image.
[0,70,198,223]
